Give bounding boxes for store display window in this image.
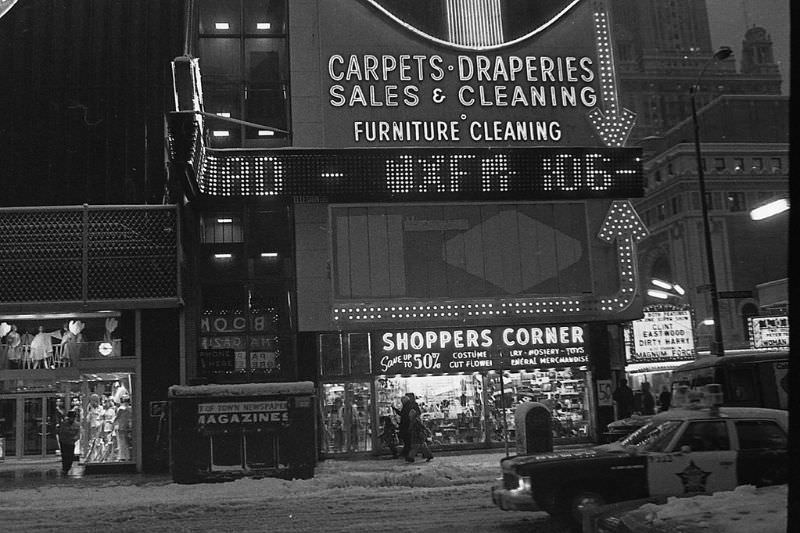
[0,314,124,370]
[320,382,372,453]
[66,373,135,465]
[376,374,486,446]
[486,369,591,442]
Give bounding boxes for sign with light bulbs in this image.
[315,0,635,148]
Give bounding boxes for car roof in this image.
[653,407,788,423]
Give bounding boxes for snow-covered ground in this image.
[0,451,569,532]
[0,453,788,532]
[618,484,787,533]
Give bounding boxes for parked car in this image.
[491,404,788,525]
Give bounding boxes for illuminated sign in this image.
[315,0,635,148]
[749,316,789,349]
[628,310,695,363]
[373,325,589,374]
[197,146,642,200]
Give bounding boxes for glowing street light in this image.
[750,198,789,221]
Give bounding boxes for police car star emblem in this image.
[676,461,711,493]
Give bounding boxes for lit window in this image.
[752,157,763,170]
[216,112,231,118]
[257,22,271,30]
[215,22,230,30]
[212,130,230,137]
[258,130,275,136]
[214,253,233,259]
[260,252,278,258]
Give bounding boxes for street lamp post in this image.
[690,46,732,356]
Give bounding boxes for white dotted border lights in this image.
[331,201,649,324]
[588,7,636,147]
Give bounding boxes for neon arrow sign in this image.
[587,3,636,146]
[332,200,649,324]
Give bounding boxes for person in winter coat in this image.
[396,393,421,458]
[640,381,656,415]
[58,410,80,475]
[405,408,433,463]
[612,379,634,420]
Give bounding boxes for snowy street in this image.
[0,451,571,532]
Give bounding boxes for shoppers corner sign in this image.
[373,325,589,375]
[320,0,634,148]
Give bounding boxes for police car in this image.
[491,389,788,524]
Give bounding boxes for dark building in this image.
[0,1,185,472]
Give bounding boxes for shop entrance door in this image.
[0,395,60,458]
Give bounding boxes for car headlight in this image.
[517,476,532,492]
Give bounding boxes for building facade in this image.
[633,95,789,349]
[0,1,185,472]
[169,0,652,457]
[608,0,782,143]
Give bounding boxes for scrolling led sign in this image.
[198,146,642,200]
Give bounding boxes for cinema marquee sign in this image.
[373,325,589,375]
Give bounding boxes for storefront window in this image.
[320,382,371,453]
[74,373,135,465]
[378,374,486,446]
[0,314,124,370]
[487,369,591,442]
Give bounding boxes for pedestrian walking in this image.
[640,381,655,415]
[397,393,419,458]
[659,385,672,412]
[58,410,80,475]
[612,379,634,420]
[405,408,433,463]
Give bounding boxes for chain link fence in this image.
[0,205,179,305]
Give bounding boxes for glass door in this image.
[23,397,43,455]
[0,398,16,457]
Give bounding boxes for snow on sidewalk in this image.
[620,484,787,533]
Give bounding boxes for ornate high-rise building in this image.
[609,0,782,143]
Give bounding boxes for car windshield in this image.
[618,419,683,453]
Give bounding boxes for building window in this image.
[320,333,344,376]
[726,192,746,212]
[770,157,782,171]
[713,158,726,171]
[197,0,290,147]
[690,192,700,211]
[751,157,763,171]
[733,158,744,171]
[671,195,682,215]
[657,203,666,221]
[201,214,244,243]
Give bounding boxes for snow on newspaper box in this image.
[168,382,317,483]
